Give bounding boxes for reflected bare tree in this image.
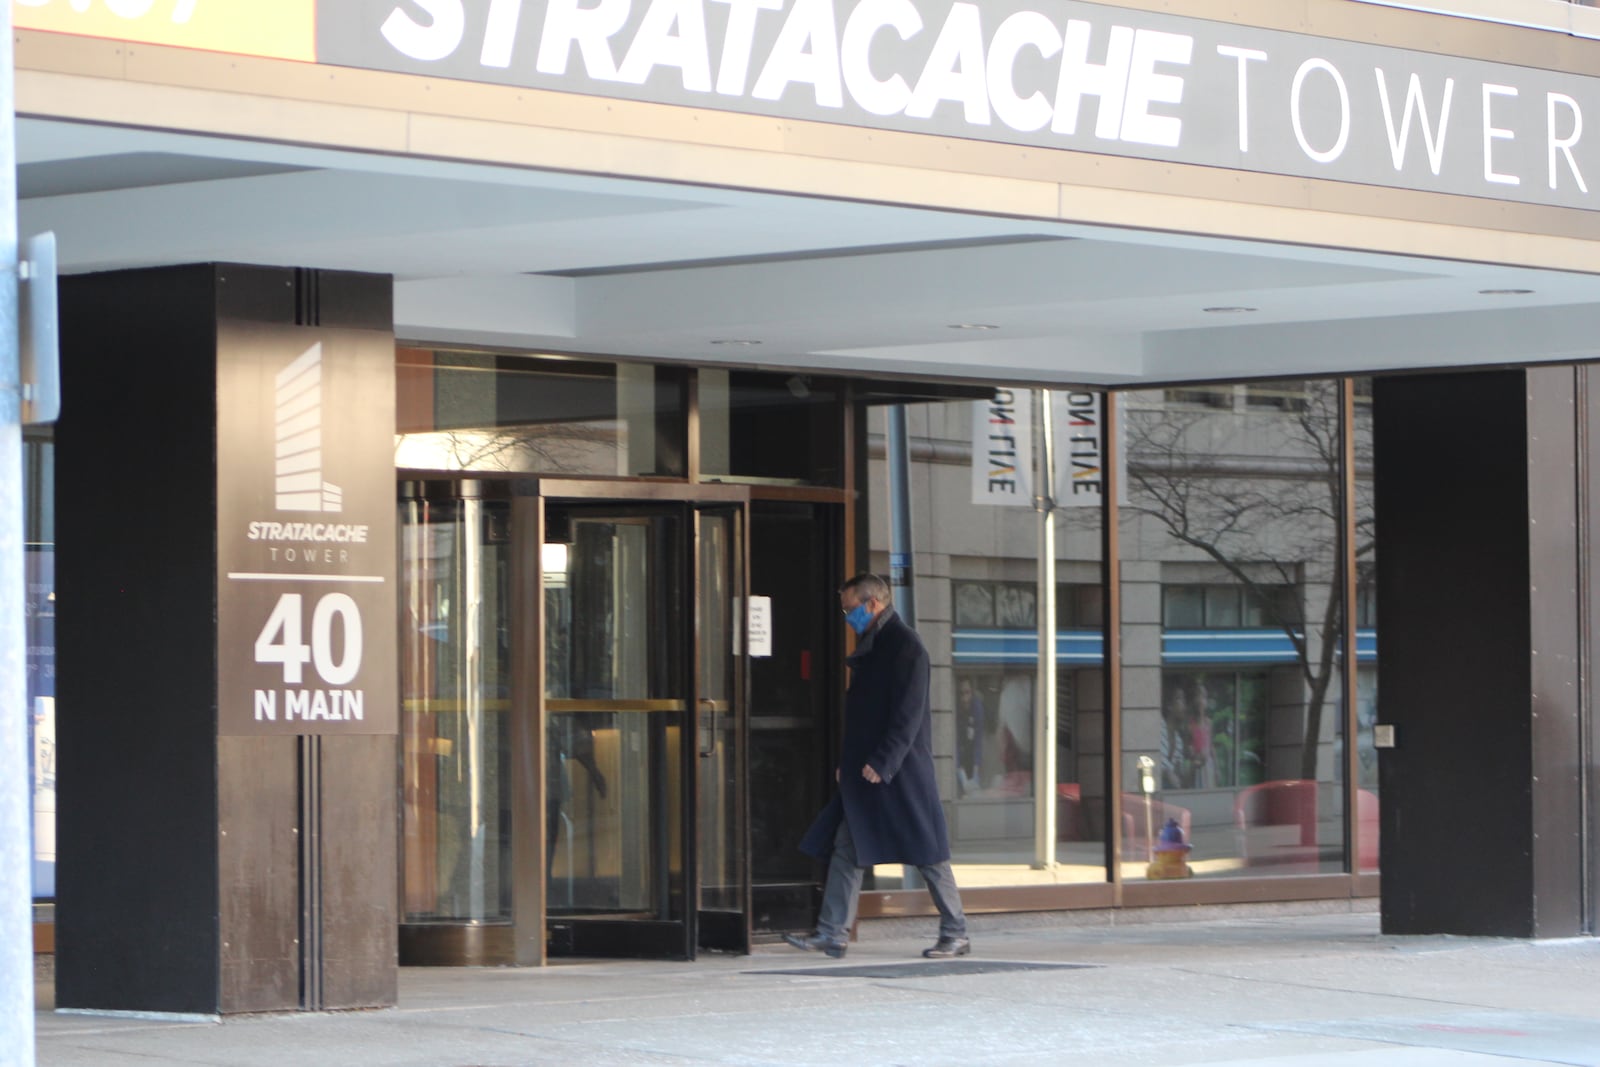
[1126,382,1372,780]
[397,421,623,473]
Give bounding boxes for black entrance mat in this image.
[747,959,1097,979]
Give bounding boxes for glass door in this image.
[397,481,518,966]
[695,505,749,953]
[541,495,750,959]
[544,504,689,958]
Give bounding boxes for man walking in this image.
[784,574,969,960]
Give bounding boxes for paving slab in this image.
[31,912,1600,1067]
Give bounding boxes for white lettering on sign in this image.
[752,0,843,108]
[481,0,526,67]
[347,0,1600,213]
[906,1,989,125]
[1375,69,1453,176]
[1052,21,1132,140]
[1549,92,1588,194]
[618,0,713,90]
[536,0,628,79]
[986,11,1060,133]
[254,688,366,722]
[247,521,370,543]
[1291,58,1350,164]
[841,0,920,115]
[382,0,465,62]
[254,592,365,687]
[1217,44,1266,153]
[1121,28,1189,147]
[712,0,783,96]
[1483,82,1521,186]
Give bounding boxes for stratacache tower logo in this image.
[274,343,342,513]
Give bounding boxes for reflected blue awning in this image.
[952,628,1377,666]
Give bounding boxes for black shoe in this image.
[783,932,847,959]
[922,936,971,959]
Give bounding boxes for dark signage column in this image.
[214,308,398,1011]
[55,266,398,1015]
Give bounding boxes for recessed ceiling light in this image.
[1203,306,1258,314]
[947,323,999,330]
[710,339,761,345]
[1478,288,1534,295]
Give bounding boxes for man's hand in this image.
[862,764,882,784]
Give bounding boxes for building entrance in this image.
[543,494,749,958]
[397,479,758,963]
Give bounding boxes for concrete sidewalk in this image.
[31,907,1600,1066]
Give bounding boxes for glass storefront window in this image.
[698,369,844,486]
[1122,379,1347,880]
[395,349,687,477]
[865,396,1108,889]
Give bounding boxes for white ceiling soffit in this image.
[18,117,1600,388]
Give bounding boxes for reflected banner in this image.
[20,0,1600,211]
[972,388,1032,508]
[972,389,1107,508]
[216,322,398,736]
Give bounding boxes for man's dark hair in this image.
[839,573,893,605]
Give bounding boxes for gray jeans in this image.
[815,816,967,942]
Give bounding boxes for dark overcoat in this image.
[799,608,952,868]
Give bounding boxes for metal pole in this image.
[0,0,36,1059]
[885,404,918,889]
[885,405,916,629]
[1033,390,1057,868]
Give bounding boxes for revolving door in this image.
[397,479,750,964]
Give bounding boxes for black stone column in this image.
[1374,368,1585,937]
[55,265,399,1013]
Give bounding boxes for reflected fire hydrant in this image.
[1146,817,1193,880]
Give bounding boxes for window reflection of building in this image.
[869,375,1377,889]
[1124,380,1349,877]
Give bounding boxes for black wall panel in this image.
[1375,371,1535,935]
[1375,369,1588,938]
[56,266,224,1013]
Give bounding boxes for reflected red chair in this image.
[1357,788,1380,870]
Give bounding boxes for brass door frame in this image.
[518,479,753,963]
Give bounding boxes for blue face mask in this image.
[845,602,874,635]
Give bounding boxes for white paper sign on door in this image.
[748,596,773,658]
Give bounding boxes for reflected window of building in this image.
[1123,378,1347,881]
[1164,386,1235,409]
[1163,583,1301,629]
[395,348,687,477]
[698,369,844,486]
[1244,382,1308,412]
